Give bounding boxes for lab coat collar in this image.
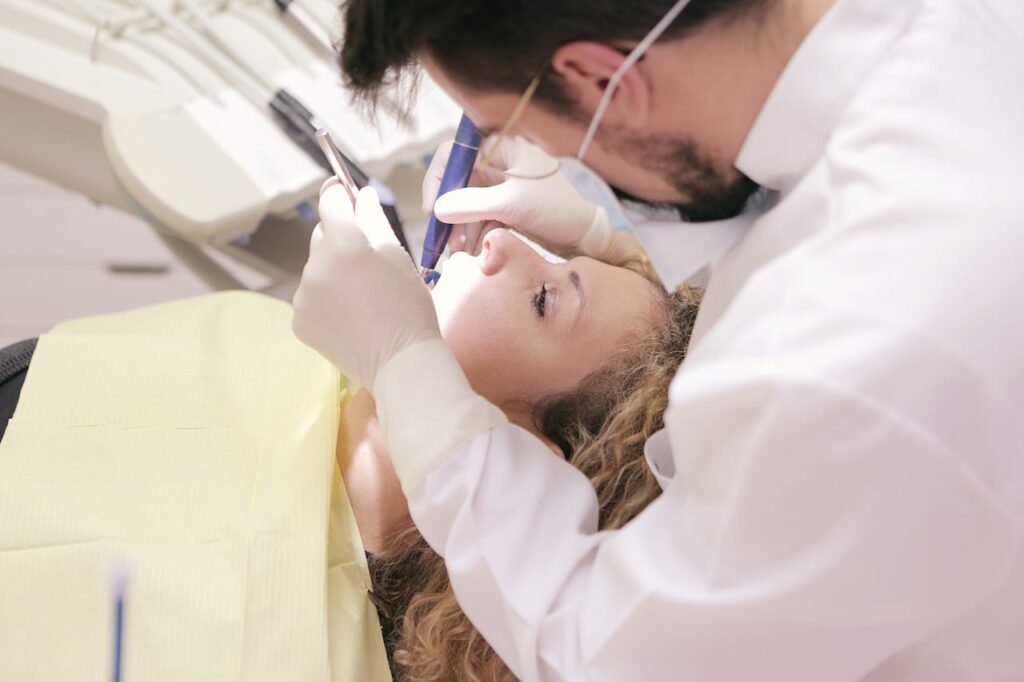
[627,189,775,288]
[735,0,923,191]
[643,428,676,491]
[629,211,755,288]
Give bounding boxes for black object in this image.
[268,90,413,258]
[0,338,36,444]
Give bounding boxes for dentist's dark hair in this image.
[339,0,770,113]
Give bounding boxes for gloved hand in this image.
[292,180,440,390]
[292,180,508,494]
[422,136,642,264]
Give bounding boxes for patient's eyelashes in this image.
[533,283,548,319]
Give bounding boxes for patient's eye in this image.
[533,283,548,318]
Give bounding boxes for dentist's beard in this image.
[606,132,759,223]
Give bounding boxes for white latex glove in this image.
[292,180,440,390]
[422,136,642,264]
[293,180,508,493]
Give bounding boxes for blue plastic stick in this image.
[112,563,128,682]
[421,114,482,283]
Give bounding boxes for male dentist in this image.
[292,0,1024,679]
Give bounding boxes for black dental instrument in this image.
[269,90,412,256]
[129,0,410,255]
[316,129,359,205]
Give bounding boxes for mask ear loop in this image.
[576,0,693,162]
[477,73,552,179]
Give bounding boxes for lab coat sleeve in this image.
[400,358,1021,682]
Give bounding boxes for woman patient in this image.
[343,228,697,680]
[0,228,696,681]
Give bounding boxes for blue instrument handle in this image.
[420,114,482,272]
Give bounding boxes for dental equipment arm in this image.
[272,0,335,58]
[144,0,412,252]
[2,1,455,245]
[424,136,644,265]
[420,114,481,284]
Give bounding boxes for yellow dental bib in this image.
[0,292,390,682]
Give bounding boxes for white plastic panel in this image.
[0,0,460,242]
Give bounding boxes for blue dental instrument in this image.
[421,114,482,286]
[111,562,129,682]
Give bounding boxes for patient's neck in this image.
[336,389,410,554]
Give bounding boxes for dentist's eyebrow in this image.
[570,270,585,328]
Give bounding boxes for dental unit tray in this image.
[0,0,461,243]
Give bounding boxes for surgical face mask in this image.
[560,153,765,291]
[558,156,635,233]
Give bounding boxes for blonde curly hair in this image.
[369,264,700,681]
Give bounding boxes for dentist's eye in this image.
[533,283,548,318]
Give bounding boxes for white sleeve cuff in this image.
[372,339,508,494]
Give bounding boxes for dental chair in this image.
[0,0,460,291]
[0,338,34,443]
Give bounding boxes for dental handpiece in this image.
[421,114,482,286]
[315,129,359,205]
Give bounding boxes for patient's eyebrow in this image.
[570,270,585,329]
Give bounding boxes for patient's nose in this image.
[479,229,536,276]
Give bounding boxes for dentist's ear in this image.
[550,41,652,131]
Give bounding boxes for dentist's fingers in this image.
[482,135,560,178]
[355,187,419,274]
[422,139,455,214]
[448,224,474,253]
[421,138,510,215]
[449,221,497,256]
[316,183,376,259]
[355,187,401,251]
[308,223,324,253]
[432,184,521,226]
[318,182,355,230]
[466,221,502,255]
[319,176,341,198]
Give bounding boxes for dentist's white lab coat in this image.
[380,0,1024,679]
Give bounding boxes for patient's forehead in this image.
[570,257,663,342]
